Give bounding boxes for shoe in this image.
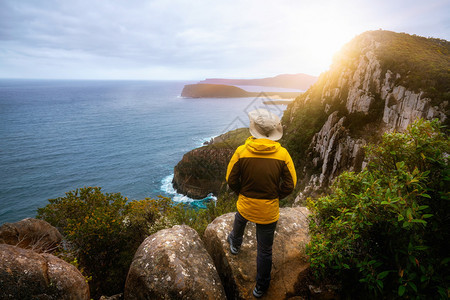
[252,285,266,298]
[227,234,239,255]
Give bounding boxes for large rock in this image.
[125,225,226,300]
[203,207,311,299]
[0,244,90,299]
[0,218,62,253]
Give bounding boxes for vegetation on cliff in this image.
[334,30,450,96]
[307,119,449,298]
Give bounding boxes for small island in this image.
[181,73,318,99]
[181,83,302,99]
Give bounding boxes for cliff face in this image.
[172,146,234,199]
[282,30,449,201]
[174,30,448,202]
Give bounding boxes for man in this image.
[226,108,297,298]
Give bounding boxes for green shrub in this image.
[306,119,449,298]
[37,187,132,297]
[37,188,182,298]
[37,187,238,297]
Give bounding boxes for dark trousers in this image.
[229,211,277,290]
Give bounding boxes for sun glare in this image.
[281,2,364,75]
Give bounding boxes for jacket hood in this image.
[245,136,281,154]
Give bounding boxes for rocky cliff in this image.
[175,30,449,203]
[282,30,448,201]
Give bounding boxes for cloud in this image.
[0,0,449,79]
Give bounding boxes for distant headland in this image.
[181,73,318,99]
[199,73,318,90]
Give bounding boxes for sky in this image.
[0,0,449,80]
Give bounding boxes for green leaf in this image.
[406,208,413,220]
[377,280,384,289]
[421,193,431,198]
[414,245,429,251]
[377,271,390,279]
[408,281,418,292]
[398,285,406,296]
[411,219,427,225]
[422,214,433,219]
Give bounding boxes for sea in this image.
[0,79,295,223]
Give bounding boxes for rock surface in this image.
[173,146,233,199]
[0,244,90,299]
[0,218,62,253]
[203,207,311,300]
[125,225,226,300]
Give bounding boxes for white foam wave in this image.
[192,135,218,147]
[160,174,217,206]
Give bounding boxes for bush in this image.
[306,119,449,298]
[37,186,238,297]
[37,188,182,298]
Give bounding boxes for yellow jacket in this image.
[226,137,297,224]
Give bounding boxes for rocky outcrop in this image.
[0,244,90,299]
[203,207,311,300]
[0,218,62,253]
[125,225,226,300]
[173,146,234,199]
[283,31,449,202]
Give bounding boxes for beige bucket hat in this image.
[248,109,283,141]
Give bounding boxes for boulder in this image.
[0,218,62,253]
[203,207,311,299]
[0,244,89,299]
[125,225,226,300]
